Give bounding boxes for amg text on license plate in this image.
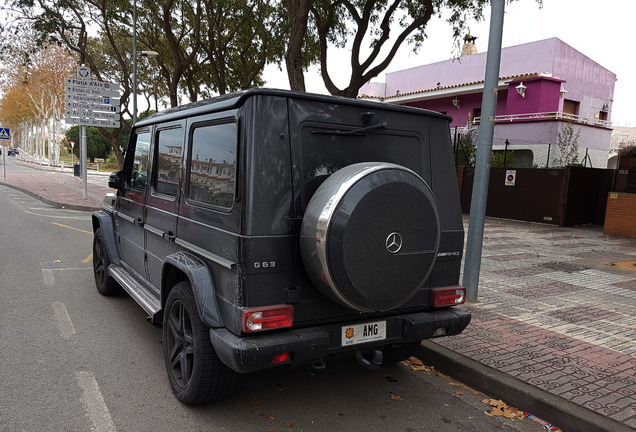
[341,321,387,346]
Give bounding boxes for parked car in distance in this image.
[91,89,471,406]
[7,147,18,156]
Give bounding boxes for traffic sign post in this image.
[0,128,10,140]
[64,65,122,199]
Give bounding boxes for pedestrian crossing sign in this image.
[0,128,10,139]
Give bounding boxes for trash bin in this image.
[73,164,80,177]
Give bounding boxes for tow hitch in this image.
[355,350,383,371]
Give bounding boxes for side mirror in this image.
[108,170,125,189]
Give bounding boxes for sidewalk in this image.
[1,160,635,431]
[419,218,636,432]
[0,159,112,211]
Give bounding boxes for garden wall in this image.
[458,166,616,226]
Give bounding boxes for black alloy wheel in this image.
[92,228,121,296]
[163,281,237,405]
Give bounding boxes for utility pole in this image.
[462,0,506,302]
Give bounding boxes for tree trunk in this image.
[285,0,311,92]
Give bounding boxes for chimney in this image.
[461,34,478,56]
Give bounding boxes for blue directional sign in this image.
[0,128,10,140]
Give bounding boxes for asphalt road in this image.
[0,176,549,432]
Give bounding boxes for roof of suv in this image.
[134,88,450,127]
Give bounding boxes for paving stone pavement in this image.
[434,217,636,430]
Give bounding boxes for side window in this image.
[187,122,237,209]
[128,131,151,189]
[154,127,183,196]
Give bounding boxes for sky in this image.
[263,1,635,127]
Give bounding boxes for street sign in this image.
[64,78,121,92]
[70,141,75,149]
[64,117,121,128]
[66,109,119,120]
[0,128,10,140]
[65,85,120,98]
[77,66,91,79]
[64,71,121,129]
[65,93,120,105]
[65,101,120,113]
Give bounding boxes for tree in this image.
[555,122,580,167]
[65,125,111,162]
[285,0,540,98]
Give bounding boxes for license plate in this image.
[341,321,387,346]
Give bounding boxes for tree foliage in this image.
[555,122,581,167]
[285,0,513,97]
[64,125,111,162]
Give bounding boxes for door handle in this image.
[134,218,144,227]
[163,231,176,241]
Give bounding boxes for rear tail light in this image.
[430,286,466,308]
[241,305,294,333]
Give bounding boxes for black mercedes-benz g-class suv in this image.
[92,89,470,405]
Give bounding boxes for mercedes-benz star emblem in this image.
[385,232,403,254]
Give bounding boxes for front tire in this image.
[163,281,237,405]
[93,227,121,296]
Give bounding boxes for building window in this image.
[187,122,237,209]
[563,99,579,115]
[472,108,481,122]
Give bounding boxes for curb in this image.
[0,181,101,212]
[416,341,633,432]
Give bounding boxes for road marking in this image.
[76,371,117,432]
[53,301,76,338]
[83,253,93,263]
[42,269,55,286]
[52,222,93,235]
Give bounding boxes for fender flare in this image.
[91,211,121,265]
[163,251,222,328]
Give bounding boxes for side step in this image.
[109,265,161,316]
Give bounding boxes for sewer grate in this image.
[536,261,589,273]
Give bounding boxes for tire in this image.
[382,341,421,365]
[93,227,121,296]
[163,281,237,405]
[300,162,440,312]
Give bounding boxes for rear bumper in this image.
[209,308,471,373]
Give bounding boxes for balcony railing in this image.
[472,112,612,128]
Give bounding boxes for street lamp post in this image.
[132,0,158,124]
[132,50,159,124]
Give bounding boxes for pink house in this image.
[359,37,616,168]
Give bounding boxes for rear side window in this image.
[154,127,183,196]
[187,122,237,209]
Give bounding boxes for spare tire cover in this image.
[300,162,440,312]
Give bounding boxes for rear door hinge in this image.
[284,288,302,304]
[286,217,302,233]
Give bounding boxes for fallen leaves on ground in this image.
[482,399,524,419]
[402,356,480,394]
[390,394,403,401]
[402,356,434,372]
